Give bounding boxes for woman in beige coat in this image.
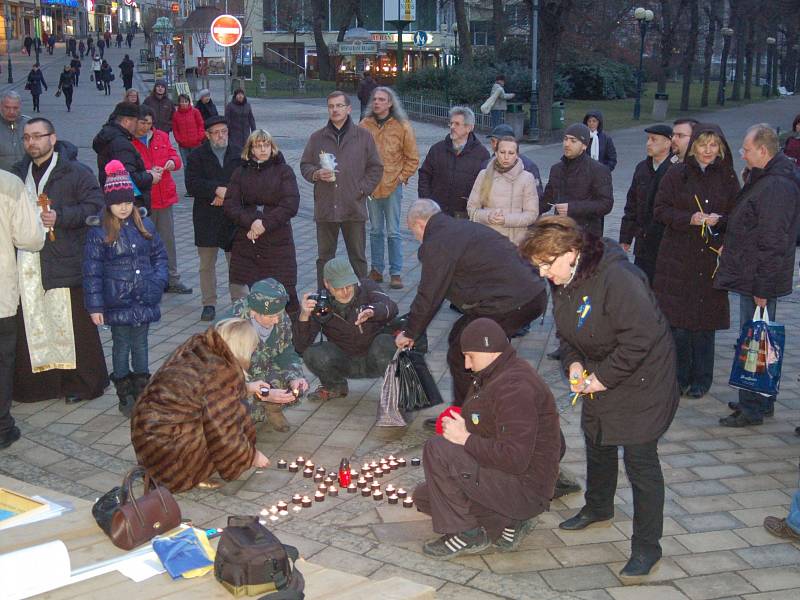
[467,137,538,245]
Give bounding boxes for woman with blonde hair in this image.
[466,136,538,245]
[131,317,272,492]
[223,129,300,315]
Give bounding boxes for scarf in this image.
[493,158,518,174]
[19,152,77,372]
[590,131,599,161]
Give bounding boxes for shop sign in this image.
[41,0,81,6]
[210,14,243,48]
[384,0,416,21]
[374,31,431,44]
[338,42,377,55]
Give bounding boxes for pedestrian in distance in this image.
[481,74,515,129]
[224,88,256,150]
[92,54,103,91]
[715,124,800,427]
[143,79,175,134]
[115,32,123,48]
[78,39,85,58]
[195,88,218,123]
[171,93,205,168]
[784,113,800,164]
[99,59,113,95]
[653,124,740,400]
[86,36,94,57]
[57,65,75,112]
[97,36,105,59]
[126,32,134,48]
[360,86,419,289]
[83,160,168,416]
[300,90,384,287]
[356,70,377,121]
[118,54,134,90]
[66,36,76,57]
[583,110,617,172]
[26,64,47,113]
[223,129,300,316]
[69,55,81,86]
[23,36,33,56]
[0,91,29,172]
[46,34,55,55]
[520,216,679,580]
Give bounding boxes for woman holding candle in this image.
[652,124,739,399]
[519,216,679,579]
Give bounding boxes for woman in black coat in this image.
[653,123,740,398]
[26,64,48,112]
[520,216,678,580]
[99,60,113,95]
[223,130,300,316]
[57,65,75,112]
[224,89,256,149]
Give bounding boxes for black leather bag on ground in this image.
[397,350,443,412]
[215,515,304,599]
[92,484,128,536]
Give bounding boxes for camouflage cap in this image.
[246,278,289,315]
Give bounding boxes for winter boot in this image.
[130,373,151,408]
[112,374,136,418]
[265,402,290,432]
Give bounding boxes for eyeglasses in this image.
[532,257,557,271]
[22,133,51,142]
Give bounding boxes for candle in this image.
[369,461,379,469]
[324,476,334,485]
[357,476,367,486]
[374,468,384,478]
[350,468,358,477]
[314,473,323,483]
[292,494,302,504]
[361,463,370,472]
[301,496,312,508]
[316,466,326,475]
[370,481,381,491]
[278,510,289,516]
[379,458,388,466]
[268,505,278,515]
[277,501,288,510]
[306,461,315,470]
[403,497,414,508]
[397,458,406,467]
[288,462,299,473]
[385,484,395,494]
[361,487,371,497]
[303,467,313,478]
[388,455,396,461]
[318,484,328,493]
[411,457,421,466]
[372,490,383,500]
[269,515,279,522]
[292,505,302,513]
[314,491,325,502]
[347,483,358,493]
[277,459,287,469]
[388,461,398,470]
[397,488,407,499]
[387,494,398,505]
[365,473,374,482]
[297,456,305,466]
[259,508,269,517]
[328,486,338,497]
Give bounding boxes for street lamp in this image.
[3,0,12,83]
[716,26,733,106]
[633,7,654,120]
[764,36,776,97]
[529,0,539,140]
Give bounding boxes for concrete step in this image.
[298,559,435,599]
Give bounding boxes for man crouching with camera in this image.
[294,256,398,401]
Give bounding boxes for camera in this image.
[308,289,332,317]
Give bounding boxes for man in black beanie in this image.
[413,318,561,559]
[540,122,613,238]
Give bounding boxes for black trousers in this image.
[31,93,41,112]
[62,86,73,110]
[448,290,547,406]
[583,433,664,557]
[302,333,395,390]
[414,436,547,540]
[123,74,133,90]
[315,220,367,288]
[0,315,17,437]
[671,327,715,392]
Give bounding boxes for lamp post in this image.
[764,36,776,97]
[716,26,733,105]
[632,7,654,121]
[528,0,539,141]
[3,0,12,82]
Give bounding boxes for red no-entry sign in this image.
[210,14,243,48]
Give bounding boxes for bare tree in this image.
[729,0,746,100]
[454,0,473,66]
[276,1,311,73]
[311,0,333,79]
[535,0,574,131]
[657,0,690,94]
[336,0,364,42]
[493,0,506,52]
[679,0,700,110]
[744,17,755,99]
[700,0,721,107]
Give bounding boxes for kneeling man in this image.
[294,257,398,401]
[414,318,560,558]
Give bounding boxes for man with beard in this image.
[185,116,244,322]
[670,118,698,163]
[143,80,175,134]
[619,125,674,283]
[12,118,108,405]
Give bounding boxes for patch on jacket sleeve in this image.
[471,412,480,426]
[577,295,592,329]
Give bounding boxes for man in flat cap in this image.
[619,124,675,283]
[185,115,244,322]
[295,256,398,402]
[230,278,308,431]
[414,318,561,558]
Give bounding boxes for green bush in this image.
[557,60,637,100]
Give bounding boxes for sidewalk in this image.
[2,35,800,597]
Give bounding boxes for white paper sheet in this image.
[0,540,72,600]
[116,550,167,582]
[0,496,70,532]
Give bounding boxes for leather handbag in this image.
[108,466,182,550]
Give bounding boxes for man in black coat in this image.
[12,118,109,404]
[716,124,800,427]
[396,199,548,407]
[418,107,490,218]
[619,124,674,283]
[541,123,614,238]
[92,101,157,211]
[118,54,134,90]
[185,115,243,322]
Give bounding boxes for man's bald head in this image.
[406,199,442,241]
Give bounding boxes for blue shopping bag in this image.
[728,307,785,396]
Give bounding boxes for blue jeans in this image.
[737,293,777,419]
[111,323,150,377]
[367,185,403,276]
[787,490,800,534]
[490,109,504,128]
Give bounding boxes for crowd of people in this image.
[1,71,800,576]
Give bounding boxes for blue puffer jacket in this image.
[83,210,168,326]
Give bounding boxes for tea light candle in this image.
[288,462,299,473]
[296,456,305,466]
[370,481,381,491]
[388,460,398,470]
[387,494,398,505]
[411,457,421,466]
[361,487,371,497]
[361,463,370,473]
[369,461,379,469]
[292,505,302,513]
[314,491,325,502]
[292,494,302,505]
[259,508,269,517]
[364,472,374,482]
[301,496,312,508]
[303,467,313,478]
[374,468,384,478]
[305,461,315,470]
[328,486,338,497]
[397,458,406,467]
[269,515,280,522]
[347,483,358,493]
[385,484,395,494]
[397,488,407,499]
[318,484,327,493]
[388,454,396,461]
[350,468,358,477]
[277,459,287,469]
[268,505,279,515]
[278,510,289,517]
[314,473,323,483]
[324,476,334,485]
[316,466,326,475]
[372,489,383,500]
[379,458,388,466]
[357,476,367,486]
[403,497,414,508]
[277,501,288,510]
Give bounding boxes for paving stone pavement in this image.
[3,37,800,598]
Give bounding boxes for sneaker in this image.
[422,527,490,559]
[307,385,348,402]
[390,275,403,289]
[763,516,800,541]
[368,269,383,283]
[200,305,215,321]
[727,401,774,417]
[719,412,763,427]
[166,282,193,294]
[494,518,536,551]
[0,426,21,450]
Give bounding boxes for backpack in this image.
[214,516,304,599]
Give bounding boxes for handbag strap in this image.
[122,466,172,527]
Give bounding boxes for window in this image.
[263,0,313,32]
[470,21,494,47]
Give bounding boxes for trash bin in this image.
[551,101,565,130]
[505,102,525,139]
[652,92,669,120]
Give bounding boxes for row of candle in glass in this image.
[277,455,419,474]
